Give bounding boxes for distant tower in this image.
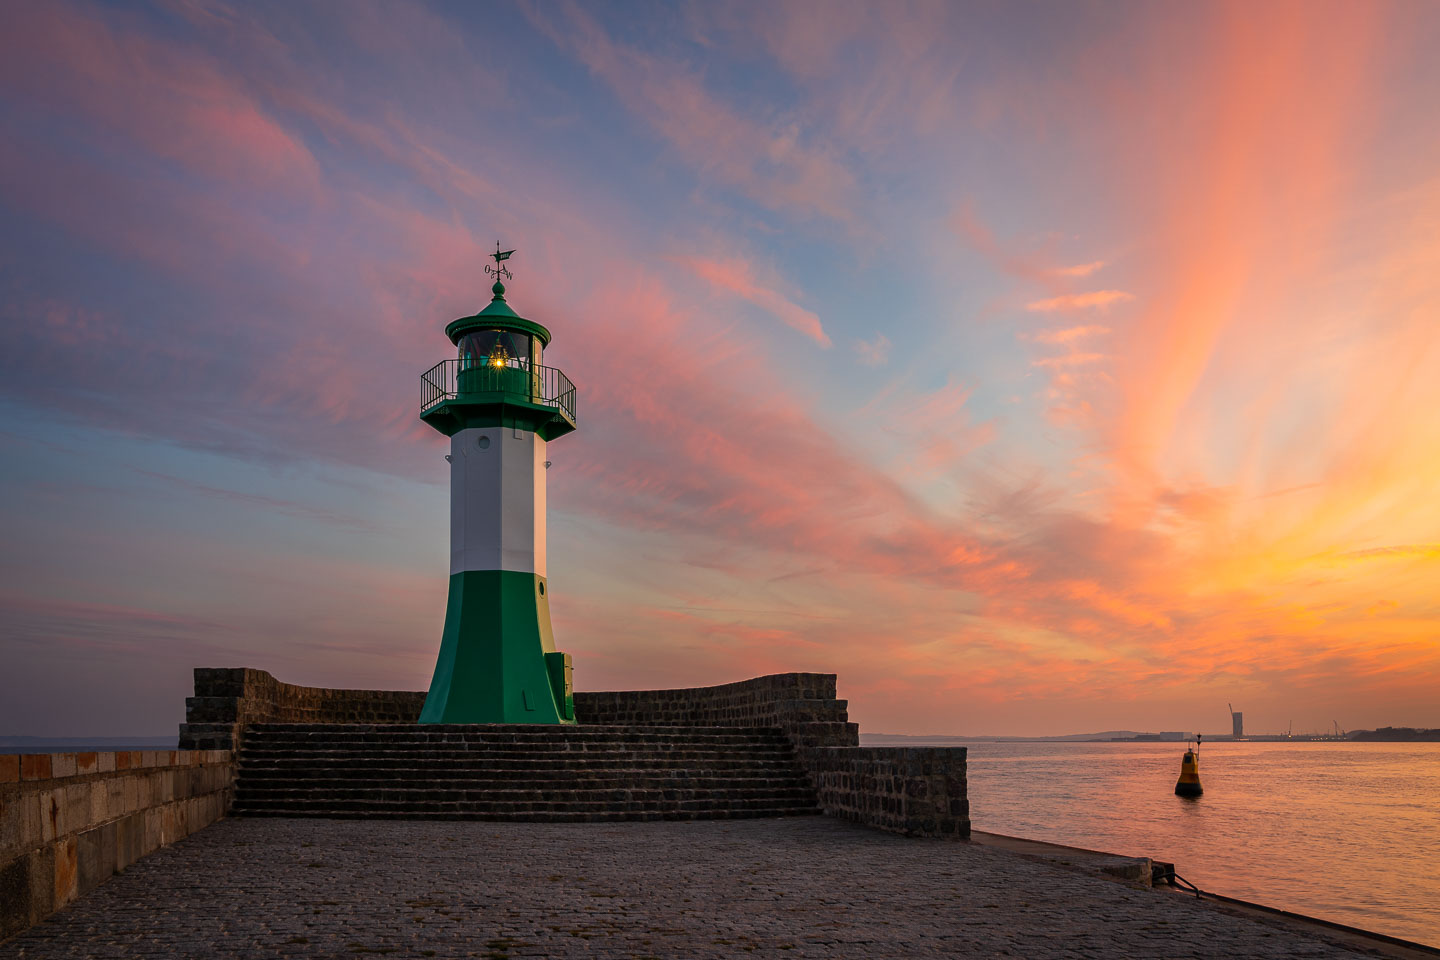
[1230,704,1244,739]
[416,246,577,724]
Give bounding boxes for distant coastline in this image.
[865,728,1440,744]
[862,731,1190,744]
[1349,727,1440,742]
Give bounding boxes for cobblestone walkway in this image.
[2,817,1374,959]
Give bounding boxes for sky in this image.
[2,0,1438,738]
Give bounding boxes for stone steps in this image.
[238,758,801,772]
[235,788,818,805]
[230,807,821,822]
[235,793,814,808]
[233,723,820,822]
[239,756,795,769]
[244,723,790,738]
[243,730,790,741]
[238,775,810,790]
[239,744,796,756]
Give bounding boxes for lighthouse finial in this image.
[486,242,514,296]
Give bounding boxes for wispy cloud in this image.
[1053,261,1106,278]
[1031,353,1107,369]
[1026,291,1134,313]
[528,1,858,224]
[853,332,891,366]
[0,3,320,196]
[951,204,1056,286]
[679,256,831,346]
[1024,325,1111,345]
[1325,544,1440,565]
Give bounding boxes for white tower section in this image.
[450,426,547,578]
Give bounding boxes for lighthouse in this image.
[417,247,577,724]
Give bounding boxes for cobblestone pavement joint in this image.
[2,817,1378,959]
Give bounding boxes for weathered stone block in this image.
[0,854,32,939]
[20,755,51,781]
[27,843,54,924]
[0,795,25,861]
[77,825,105,896]
[53,835,77,909]
[144,807,162,852]
[64,784,91,834]
[115,812,141,872]
[0,754,19,783]
[38,790,60,842]
[50,753,77,779]
[89,779,108,824]
[106,778,125,820]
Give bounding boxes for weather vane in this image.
[485,242,515,283]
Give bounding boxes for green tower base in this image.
[419,569,575,724]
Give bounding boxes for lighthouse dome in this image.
[445,284,552,347]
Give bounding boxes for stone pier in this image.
[0,816,1397,959]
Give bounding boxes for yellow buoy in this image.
[1175,735,1203,797]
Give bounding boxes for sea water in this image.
[948,740,1440,946]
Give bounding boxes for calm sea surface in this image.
[946,741,1440,947]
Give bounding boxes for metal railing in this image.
[420,358,576,424]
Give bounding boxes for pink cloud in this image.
[1025,325,1111,345]
[528,1,858,224]
[1031,352,1107,368]
[679,256,832,347]
[1026,291,1134,312]
[951,204,1058,287]
[0,2,319,195]
[1053,261,1106,277]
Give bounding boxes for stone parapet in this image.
[0,749,235,942]
[178,670,852,748]
[179,668,427,749]
[806,745,969,839]
[573,674,842,727]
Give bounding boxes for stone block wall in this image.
[180,668,427,749]
[573,673,860,746]
[566,673,969,838]
[0,749,235,941]
[175,667,969,840]
[808,746,969,839]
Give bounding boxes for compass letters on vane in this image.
[486,243,515,283]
